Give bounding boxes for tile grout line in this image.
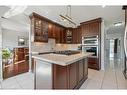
[114,68,118,89]
[15,76,24,89]
[100,69,106,89]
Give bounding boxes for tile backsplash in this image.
[31,38,55,52]
[31,38,81,52]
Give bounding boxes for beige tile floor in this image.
[81,57,127,89]
[0,72,34,89]
[0,57,127,89]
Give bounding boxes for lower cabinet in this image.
[52,58,88,89]
[84,59,88,77]
[68,62,77,89]
[88,58,99,70]
[78,60,84,83]
[52,64,68,89]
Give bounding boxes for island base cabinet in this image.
[68,62,78,89]
[35,58,88,89]
[52,64,69,89]
[52,58,88,89]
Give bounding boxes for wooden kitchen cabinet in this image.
[78,60,84,82]
[81,24,90,37]
[72,27,82,44]
[80,18,101,70]
[52,64,69,89]
[30,12,67,43]
[83,59,88,77]
[81,18,101,37]
[88,58,99,70]
[52,58,88,89]
[3,47,29,79]
[68,62,77,89]
[30,13,48,42]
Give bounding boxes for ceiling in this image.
[0,6,125,32]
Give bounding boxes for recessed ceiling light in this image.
[114,22,122,26]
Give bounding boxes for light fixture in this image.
[3,6,27,18]
[59,5,76,27]
[114,22,122,26]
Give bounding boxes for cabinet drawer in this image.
[88,58,98,64]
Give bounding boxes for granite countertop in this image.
[32,52,93,66]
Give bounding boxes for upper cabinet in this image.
[66,28,73,44]
[30,13,48,42]
[81,18,101,37]
[30,12,66,43]
[72,27,82,44]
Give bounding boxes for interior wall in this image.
[0,18,2,81]
[101,20,105,70]
[2,29,29,50]
[105,26,124,62]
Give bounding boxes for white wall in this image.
[101,20,105,70]
[105,25,125,65]
[2,29,29,50]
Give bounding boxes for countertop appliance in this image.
[82,36,98,58]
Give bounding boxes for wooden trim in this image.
[74,76,88,89]
[122,6,127,10]
[30,12,66,28]
[80,18,102,25]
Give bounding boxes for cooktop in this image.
[53,50,80,55]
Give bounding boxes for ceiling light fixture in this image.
[114,22,122,26]
[59,5,76,27]
[3,6,27,18]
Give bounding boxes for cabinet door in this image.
[82,24,89,37]
[89,22,99,35]
[56,27,61,43]
[77,28,82,44]
[78,60,84,82]
[68,62,77,89]
[48,23,53,38]
[52,64,68,89]
[83,59,88,77]
[60,29,66,43]
[72,29,77,44]
[88,58,99,70]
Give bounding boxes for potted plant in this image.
[2,48,11,64]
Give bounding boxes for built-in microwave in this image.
[82,36,98,46]
[82,35,99,58]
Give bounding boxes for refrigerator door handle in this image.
[124,25,127,58]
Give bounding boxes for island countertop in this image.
[32,52,93,66]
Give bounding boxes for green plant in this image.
[2,48,11,60]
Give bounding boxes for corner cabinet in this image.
[30,13,48,42]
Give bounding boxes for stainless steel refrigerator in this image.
[124,25,127,78]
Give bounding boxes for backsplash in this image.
[55,44,81,51]
[31,38,81,52]
[31,38,55,52]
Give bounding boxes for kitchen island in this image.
[32,51,92,89]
